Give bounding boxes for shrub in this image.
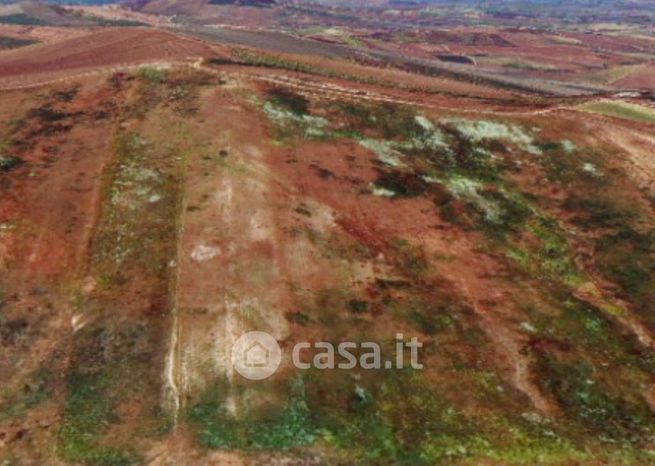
[0,155,23,172]
[0,14,46,26]
[266,87,309,115]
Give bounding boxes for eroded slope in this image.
[0,63,654,464]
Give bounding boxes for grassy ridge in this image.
[579,100,655,124]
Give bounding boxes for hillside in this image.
[0,0,146,27]
[0,6,654,466]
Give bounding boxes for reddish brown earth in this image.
[613,64,655,91]
[0,24,91,45]
[361,26,655,86]
[0,79,127,453]
[1,17,655,465]
[0,28,223,88]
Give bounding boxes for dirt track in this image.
[0,51,597,119]
[0,27,632,120]
[0,26,617,100]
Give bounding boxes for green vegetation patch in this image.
[563,192,655,324]
[188,377,315,451]
[304,368,582,464]
[330,102,422,140]
[230,49,324,75]
[88,16,146,27]
[59,322,151,465]
[262,88,329,141]
[442,118,542,155]
[0,368,53,423]
[0,35,39,49]
[0,155,23,173]
[128,67,213,118]
[526,296,655,373]
[373,170,428,198]
[598,227,654,297]
[0,14,46,26]
[507,217,584,285]
[266,87,309,116]
[58,75,198,464]
[578,100,655,125]
[92,131,183,287]
[535,356,655,443]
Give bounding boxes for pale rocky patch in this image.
[190,244,221,262]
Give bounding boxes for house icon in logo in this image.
[244,341,270,368]
[232,331,281,380]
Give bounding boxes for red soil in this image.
[0,28,220,84]
[613,65,655,91]
[0,81,120,283]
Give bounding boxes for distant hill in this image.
[123,0,278,22]
[0,1,93,26]
[208,0,275,6]
[0,0,116,4]
[0,0,275,4]
[0,0,146,26]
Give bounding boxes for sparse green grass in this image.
[596,226,655,325]
[137,67,168,84]
[58,323,148,465]
[0,35,39,49]
[507,217,584,285]
[373,170,428,198]
[187,377,315,451]
[328,102,421,140]
[0,368,53,422]
[390,238,431,280]
[304,368,588,464]
[92,130,182,287]
[266,87,309,115]
[279,101,655,461]
[535,356,655,442]
[230,49,326,76]
[88,16,146,27]
[579,100,655,124]
[582,65,643,85]
[262,93,329,141]
[536,298,655,369]
[226,48,478,98]
[0,155,23,172]
[502,60,557,71]
[301,226,373,264]
[0,14,46,26]
[477,56,557,71]
[127,68,206,119]
[58,73,193,464]
[477,188,533,239]
[388,295,472,337]
[563,191,655,324]
[1,70,648,463]
[282,100,585,285]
